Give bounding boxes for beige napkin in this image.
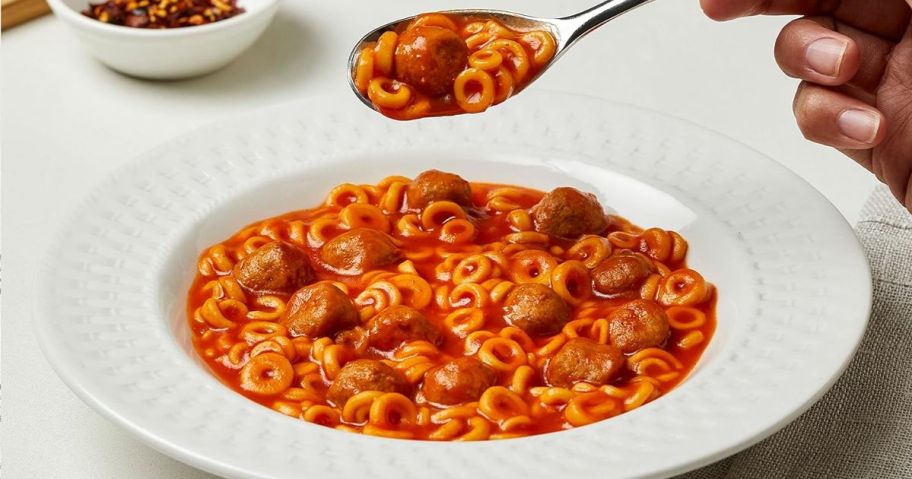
[680,185,912,478]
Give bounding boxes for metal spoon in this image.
[348,0,656,113]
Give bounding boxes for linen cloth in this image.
[681,185,912,479]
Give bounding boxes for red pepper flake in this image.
[82,0,244,28]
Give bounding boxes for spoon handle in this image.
[558,0,657,48]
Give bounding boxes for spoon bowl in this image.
[347,0,656,113]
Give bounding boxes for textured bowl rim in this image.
[34,91,873,479]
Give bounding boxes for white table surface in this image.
[1,1,880,477]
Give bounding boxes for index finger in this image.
[699,0,830,21]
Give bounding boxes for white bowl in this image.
[36,92,871,478]
[47,0,280,79]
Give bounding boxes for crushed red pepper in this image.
[82,0,244,28]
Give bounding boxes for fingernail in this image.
[806,38,847,78]
[838,109,881,144]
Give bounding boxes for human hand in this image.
[700,0,912,212]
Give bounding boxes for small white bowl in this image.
[47,0,280,79]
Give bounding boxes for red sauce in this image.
[188,174,716,440]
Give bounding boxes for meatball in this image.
[280,283,359,338]
[367,305,442,351]
[545,338,623,388]
[608,299,670,353]
[233,241,314,295]
[592,253,656,296]
[422,357,497,405]
[503,283,571,337]
[406,169,473,209]
[530,187,608,239]
[320,228,400,275]
[394,26,469,96]
[327,360,410,407]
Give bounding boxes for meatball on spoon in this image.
[347,0,655,117]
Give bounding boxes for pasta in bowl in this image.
[188,169,717,440]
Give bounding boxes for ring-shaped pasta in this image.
[487,280,515,303]
[444,307,486,338]
[550,260,592,306]
[368,77,413,110]
[535,334,567,357]
[271,401,302,418]
[242,235,272,255]
[464,331,496,355]
[369,392,418,428]
[373,31,398,76]
[657,269,713,306]
[396,213,432,239]
[486,39,530,82]
[439,218,476,244]
[354,47,375,94]
[506,208,533,232]
[355,280,403,312]
[452,254,494,284]
[468,49,504,71]
[537,387,575,406]
[379,181,408,214]
[226,342,248,366]
[246,295,286,321]
[389,274,433,309]
[491,66,515,104]
[627,347,684,371]
[326,183,370,207]
[320,344,348,380]
[509,249,558,284]
[462,21,485,36]
[303,405,341,427]
[640,228,673,262]
[666,306,707,330]
[449,282,490,308]
[519,30,557,67]
[200,298,247,329]
[565,235,613,269]
[453,68,496,113]
[504,231,549,245]
[397,94,433,121]
[239,352,293,396]
[455,416,491,441]
[342,390,384,424]
[623,380,658,411]
[429,419,465,440]
[478,386,529,421]
[607,231,640,249]
[477,337,527,373]
[412,13,458,31]
[431,403,479,423]
[677,330,705,349]
[669,231,689,263]
[420,200,468,230]
[509,364,536,395]
[465,31,494,50]
[564,392,617,426]
[248,339,283,360]
[340,202,390,232]
[307,217,338,246]
[498,326,535,351]
[287,220,307,245]
[216,278,246,303]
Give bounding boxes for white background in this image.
[1,0,879,477]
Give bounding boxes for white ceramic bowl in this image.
[36,92,871,478]
[47,0,280,79]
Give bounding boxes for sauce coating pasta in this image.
[188,170,717,440]
[354,13,557,120]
